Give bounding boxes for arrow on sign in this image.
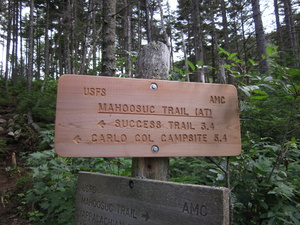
[98,120,106,128]
[142,212,150,221]
[73,135,81,144]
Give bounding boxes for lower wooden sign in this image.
[75,172,230,225]
[55,75,241,157]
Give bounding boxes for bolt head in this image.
[150,83,158,90]
[151,145,159,153]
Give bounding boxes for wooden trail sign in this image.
[55,74,241,157]
[75,172,230,225]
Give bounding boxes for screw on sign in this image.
[75,172,231,225]
[150,83,158,90]
[151,145,159,153]
[54,75,241,158]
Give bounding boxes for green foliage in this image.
[171,60,210,81]
[2,46,299,224]
[231,138,300,224]
[170,66,189,81]
[187,60,196,71]
[170,46,300,224]
[0,139,7,147]
[0,77,57,125]
[22,150,77,224]
[0,140,6,159]
[0,78,25,107]
[222,46,300,224]
[17,79,57,124]
[169,157,226,187]
[20,130,132,224]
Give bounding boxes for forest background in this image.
[0,0,299,224]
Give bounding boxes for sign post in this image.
[55,75,241,157]
[75,172,230,225]
[54,73,241,225]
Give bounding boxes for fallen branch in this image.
[27,112,43,136]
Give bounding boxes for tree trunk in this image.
[65,28,71,74]
[137,1,142,49]
[5,0,12,91]
[102,0,116,76]
[158,0,170,48]
[122,0,132,77]
[36,36,41,79]
[221,0,233,84]
[80,0,93,74]
[210,2,225,84]
[27,0,34,91]
[251,0,269,75]
[58,19,64,77]
[136,41,170,80]
[44,1,50,78]
[71,0,77,74]
[190,0,205,83]
[126,8,132,77]
[283,0,298,66]
[274,0,284,51]
[87,24,103,73]
[181,30,189,82]
[132,41,170,181]
[12,0,19,86]
[145,0,152,43]
[19,3,24,78]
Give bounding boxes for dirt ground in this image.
[0,109,31,225]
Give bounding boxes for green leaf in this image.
[174,67,183,75]
[266,45,274,56]
[249,59,256,65]
[187,60,195,71]
[34,182,46,189]
[250,95,268,100]
[239,86,251,97]
[221,64,231,70]
[197,60,203,67]
[218,47,230,56]
[230,52,238,58]
[41,202,51,210]
[252,89,267,95]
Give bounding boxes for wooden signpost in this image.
[75,172,230,225]
[54,73,241,225]
[55,74,241,157]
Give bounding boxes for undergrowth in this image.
[2,46,300,224]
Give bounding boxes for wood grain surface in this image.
[54,74,241,157]
[75,172,230,225]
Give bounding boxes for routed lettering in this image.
[182,202,208,216]
[98,103,155,114]
[91,134,127,143]
[83,87,106,96]
[135,134,154,143]
[161,134,207,143]
[80,197,113,212]
[115,119,162,129]
[162,106,189,115]
[117,205,137,219]
[195,108,212,117]
[214,134,228,142]
[81,184,96,193]
[168,121,195,130]
[56,75,241,157]
[200,122,215,130]
[80,209,126,225]
[209,95,225,104]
